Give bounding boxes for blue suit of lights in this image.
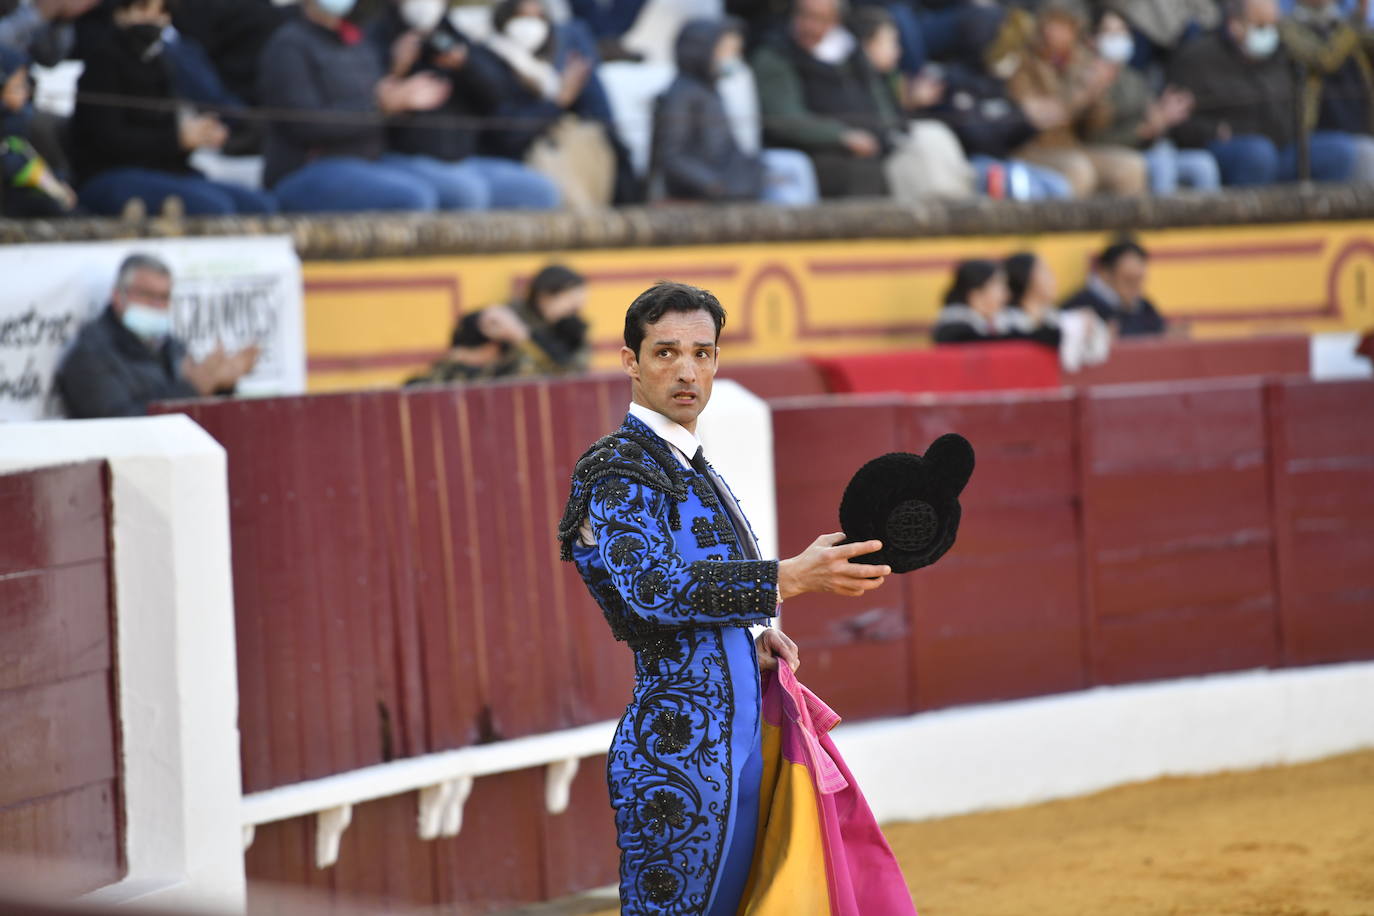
[559,413,777,915]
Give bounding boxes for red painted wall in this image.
[0,461,122,895]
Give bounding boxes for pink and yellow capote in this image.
[737,662,919,915]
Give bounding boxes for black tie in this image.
[691,446,760,561]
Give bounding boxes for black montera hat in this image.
[839,434,975,573]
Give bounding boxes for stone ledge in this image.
[3,183,1372,260]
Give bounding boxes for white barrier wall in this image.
[0,416,245,912]
[834,662,1374,825]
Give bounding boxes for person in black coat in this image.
[70,0,277,215]
[1060,238,1168,338]
[57,254,258,418]
[933,259,1021,344]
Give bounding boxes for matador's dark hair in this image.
[622,282,727,359]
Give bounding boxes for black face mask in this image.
[551,313,587,345]
[120,23,164,57]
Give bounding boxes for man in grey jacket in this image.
[57,254,257,419]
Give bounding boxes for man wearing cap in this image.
[558,281,890,915]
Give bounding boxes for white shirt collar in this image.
[628,402,700,467]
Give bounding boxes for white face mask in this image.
[716,56,744,80]
[1096,32,1134,65]
[400,0,446,31]
[121,303,173,342]
[505,15,550,54]
[316,0,358,18]
[1244,23,1280,58]
[812,26,855,65]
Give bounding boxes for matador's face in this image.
[622,310,719,433]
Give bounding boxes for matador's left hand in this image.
[756,628,800,673]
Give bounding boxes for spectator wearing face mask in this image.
[649,17,818,205]
[1168,0,1358,186]
[481,0,640,208]
[1281,0,1374,183]
[1004,0,1148,198]
[69,0,278,216]
[1103,0,1220,70]
[57,253,259,418]
[752,0,898,198]
[1,43,75,216]
[366,0,561,210]
[1083,9,1220,194]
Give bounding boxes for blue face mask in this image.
[121,303,173,342]
[316,0,357,18]
[1244,24,1280,58]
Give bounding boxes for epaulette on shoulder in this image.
[557,425,689,560]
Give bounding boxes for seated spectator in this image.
[1084,9,1220,194]
[259,0,501,213]
[1281,0,1374,183]
[570,0,725,63]
[57,253,258,418]
[1104,0,1220,70]
[481,0,638,208]
[568,0,649,61]
[70,0,278,216]
[367,0,560,210]
[1168,0,1358,187]
[853,6,974,199]
[1003,251,1062,347]
[752,0,900,198]
[649,17,817,205]
[410,263,592,385]
[933,259,1022,344]
[1005,0,1148,198]
[1061,238,1167,337]
[1,44,75,216]
[854,0,1004,80]
[513,264,592,375]
[170,0,294,123]
[0,0,97,63]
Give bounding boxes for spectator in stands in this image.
[57,253,259,418]
[568,0,649,61]
[406,308,531,385]
[1281,0,1374,183]
[853,0,1005,80]
[167,0,294,154]
[933,258,1022,344]
[1084,9,1220,194]
[1168,0,1358,186]
[512,263,592,375]
[853,6,975,199]
[1004,0,1148,198]
[752,0,898,198]
[70,0,278,216]
[481,0,638,208]
[650,17,817,205]
[1003,251,1063,347]
[1,43,74,216]
[0,0,97,62]
[366,0,560,210]
[260,0,512,213]
[1104,0,1220,70]
[1061,238,1167,337]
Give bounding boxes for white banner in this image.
[0,236,305,421]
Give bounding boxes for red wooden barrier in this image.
[1268,377,1374,665]
[1069,335,1309,387]
[812,343,1061,396]
[1078,379,1280,685]
[0,461,122,895]
[900,394,1087,709]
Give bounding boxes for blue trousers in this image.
[273,154,560,213]
[79,167,278,215]
[759,148,819,207]
[1144,139,1221,194]
[1208,131,1359,186]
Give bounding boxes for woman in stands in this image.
[933,258,1019,345]
[1003,251,1063,348]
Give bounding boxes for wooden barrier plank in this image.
[901,395,1087,710]
[431,769,548,910]
[0,462,107,573]
[539,753,620,901]
[772,400,911,721]
[1268,378,1374,665]
[0,673,117,809]
[1068,336,1309,388]
[330,792,439,907]
[1080,381,1280,685]
[0,563,110,693]
[0,782,122,896]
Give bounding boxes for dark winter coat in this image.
[649,19,764,202]
[1168,30,1301,149]
[57,306,199,418]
